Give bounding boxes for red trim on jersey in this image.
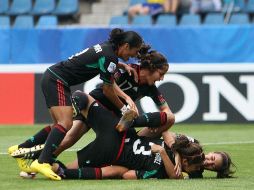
[55,124,67,134]
[160,112,167,126]
[114,131,127,162]
[57,79,66,106]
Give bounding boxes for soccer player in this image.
[121,131,235,179]
[52,134,204,180]
[59,131,234,180]
[8,28,143,180]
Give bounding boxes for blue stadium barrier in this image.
[0,29,10,63]
[1,26,254,63]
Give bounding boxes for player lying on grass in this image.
[57,131,235,179]
[139,132,236,179]
[13,133,235,179]
[11,91,204,180]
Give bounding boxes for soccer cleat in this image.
[11,144,45,159]
[30,159,61,181]
[16,158,36,173]
[8,145,19,155]
[8,145,36,173]
[116,109,138,132]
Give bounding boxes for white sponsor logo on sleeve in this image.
[107,62,117,73]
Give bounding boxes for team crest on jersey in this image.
[107,62,117,73]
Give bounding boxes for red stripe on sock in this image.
[44,126,51,133]
[55,124,67,134]
[95,168,102,179]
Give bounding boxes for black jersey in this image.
[48,42,118,86]
[89,64,168,115]
[117,136,175,179]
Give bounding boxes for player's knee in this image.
[59,120,73,131]
[72,90,89,111]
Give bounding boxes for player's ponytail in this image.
[139,48,168,73]
[215,151,236,178]
[109,28,143,50]
[171,135,205,165]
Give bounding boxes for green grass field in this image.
[1,124,254,190]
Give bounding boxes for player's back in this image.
[117,136,174,171]
[48,42,118,86]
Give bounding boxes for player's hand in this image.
[125,96,139,115]
[125,64,138,83]
[148,127,158,133]
[151,144,164,154]
[174,152,182,177]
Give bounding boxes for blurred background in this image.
[0,0,253,124]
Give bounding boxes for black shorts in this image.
[89,88,123,117]
[77,102,126,167]
[41,69,71,108]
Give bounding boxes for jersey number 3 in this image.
[133,139,154,156]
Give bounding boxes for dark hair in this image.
[171,135,205,165]
[215,151,236,178]
[138,44,168,73]
[109,28,143,50]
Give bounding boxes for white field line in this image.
[1,140,254,155]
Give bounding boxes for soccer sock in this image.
[63,167,102,180]
[18,126,51,148]
[132,112,167,128]
[38,124,67,164]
